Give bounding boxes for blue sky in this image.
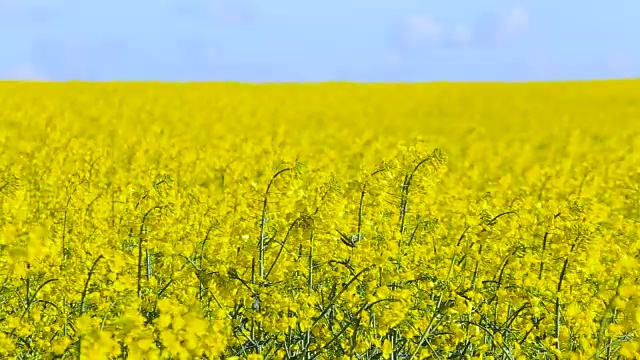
[0,0,638,82]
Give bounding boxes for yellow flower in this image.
[75,314,94,336]
[154,313,172,330]
[382,339,393,359]
[619,341,638,359]
[161,330,183,353]
[0,332,16,355]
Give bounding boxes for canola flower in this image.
[0,81,638,359]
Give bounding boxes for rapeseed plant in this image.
[0,81,638,359]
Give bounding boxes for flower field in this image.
[0,81,639,359]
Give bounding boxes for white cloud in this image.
[402,14,443,47]
[496,7,529,43]
[449,25,472,46]
[2,65,48,81]
[394,7,530,52]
